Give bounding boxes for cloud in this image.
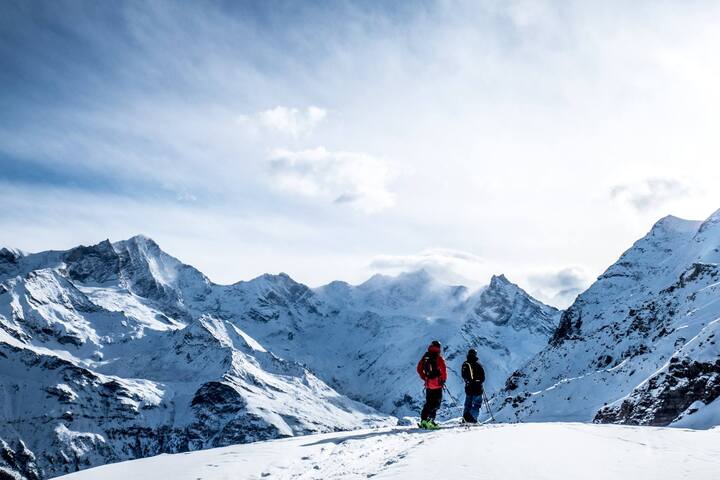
[369,248,487,286]
[611,178,691,212]
[526,267,590,309]
[2,1,720,298]
[268,147,395,213]
[238,106,327,138]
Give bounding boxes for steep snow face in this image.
[53,423,720,480]
[494,210,720,428]
[454,275,558,399]
[204,269,559,415]
[0,313,388,479]
[0,241,391,480]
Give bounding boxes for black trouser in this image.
[421,388,443,421]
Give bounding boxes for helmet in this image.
[467,348,477,359]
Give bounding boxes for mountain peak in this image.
[489,274,511,286]
[114,234,161,251]
[649,215,702,236]
[0,247,25,262]
[468,273,558,335]
[696,207,720,235]
[254,272,295,283]
[397,269,432,282]
[487,274,527,295]
[359,269,436,290]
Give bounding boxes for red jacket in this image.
[416,344,447,390]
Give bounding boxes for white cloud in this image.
[611,178,691,212]
[239,106,327,138]
[369,248,487,286]
[268,147,395,213]
[4,1,720,301]
[526,267,590,309]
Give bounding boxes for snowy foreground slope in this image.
[493,209,720,427]
[55,423,720,480]
[0,237,556,479]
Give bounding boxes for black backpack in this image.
[422,353,440,379]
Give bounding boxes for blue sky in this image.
[2,0,720,307]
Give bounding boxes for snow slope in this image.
[54,423,720,480]
[224,271,559,415]
[0,236,557,479]
[0,237,391,479]
[493,210,720,428]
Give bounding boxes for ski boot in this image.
[418,419,440,430]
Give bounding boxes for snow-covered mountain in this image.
[214,270,559,415]
[0,236,558,479]
[493,209,720,428]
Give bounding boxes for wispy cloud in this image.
[526,267,590,309]
[611,178,691,212]
[238,106,327,138]
[1,0,720,292]
[268,147,395,213]
[369,248,486,286]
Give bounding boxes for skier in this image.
[461,348,486,423]
[416,340,447,429]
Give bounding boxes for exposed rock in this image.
[595,359,720,425]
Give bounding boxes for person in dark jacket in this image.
[461,348,485,423]
[416,340,447,429]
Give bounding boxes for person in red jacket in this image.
[416,340,448,429]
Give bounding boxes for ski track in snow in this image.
[273,429,424,479]
[55,423,720,480]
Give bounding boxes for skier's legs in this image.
[470,393,483,420]
[425,388,442,421]
[420,389,431,421]
[421,388,437,420]
[463,393,475,421]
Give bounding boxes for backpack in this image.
[463,360,485,395]
[422,353,440,379]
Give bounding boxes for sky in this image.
[1,0,720,308]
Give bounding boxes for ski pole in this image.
[443,385,459,407]
[482,391,496,422]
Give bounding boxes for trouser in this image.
[421,388,443,421]
[463,393,484,422]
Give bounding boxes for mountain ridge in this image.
[0,236,558,479]
[494,208,720,429]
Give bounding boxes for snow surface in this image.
[54,423,720,480]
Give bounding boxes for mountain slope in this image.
[493,210,720,427]
[197,269,559,415]
[0,238,390,479]
[0,236,557,479]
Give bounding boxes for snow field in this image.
[55,423,720,480]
